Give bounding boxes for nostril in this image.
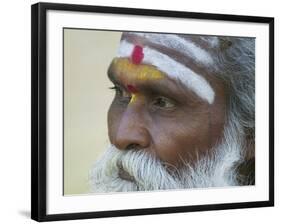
[125,144,140,151]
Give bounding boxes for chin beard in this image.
[90,119,246,193]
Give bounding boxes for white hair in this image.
[89,36,255,193]
[89,110,244,193]
[215,37,255,140]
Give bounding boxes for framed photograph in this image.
[31,2,274,222]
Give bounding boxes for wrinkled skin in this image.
[107,57,227,168]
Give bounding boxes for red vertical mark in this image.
[131,45,144,64]
[127,84,138,93]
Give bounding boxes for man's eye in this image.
[152,96,175,109]
[109,86,122,96]
[109,86,131,102]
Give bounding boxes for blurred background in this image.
[64,29,122,195]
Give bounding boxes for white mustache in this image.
[90,119,243,193]
[90,145,181,192]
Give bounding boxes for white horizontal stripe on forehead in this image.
[129,32,215,67]
[117,40,215,104]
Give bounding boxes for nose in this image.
[114,107,150,151]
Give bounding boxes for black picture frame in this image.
[31,2,274,222]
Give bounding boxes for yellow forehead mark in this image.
[128,93,145,105]
[113,58,165,81]
[129,94,137,104]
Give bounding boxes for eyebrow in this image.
[107,65,203,104]
[137,80,194,102]
[117,40,215,104]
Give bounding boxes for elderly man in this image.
[90,32,255,192]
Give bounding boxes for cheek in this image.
[149,123,189,165]
[150,114,212,166]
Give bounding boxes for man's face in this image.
[91,34,254,192]
[107,57,227,168]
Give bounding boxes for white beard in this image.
[90,119,244,193]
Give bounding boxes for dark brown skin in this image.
[107,58,227,169]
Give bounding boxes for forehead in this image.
[109,58,165,83]
[120,32,222,69]
[109,57,219,106]
[113,33,221,104]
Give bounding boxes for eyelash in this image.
[109,85,131,103]
[151,96,176,109]
[109,85,120,93]
[109,85,125,95]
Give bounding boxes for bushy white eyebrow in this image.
[117,40,215,104]
[130,33,215,66]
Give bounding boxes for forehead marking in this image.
[113,58,164,81]
[129,93,145,105]
[129,32,215,67]
[117,40,215,104]
[129,94,137,104]
[131,45,144,64]
[127,84,138,93]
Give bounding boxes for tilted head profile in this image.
[90,32,255,192]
